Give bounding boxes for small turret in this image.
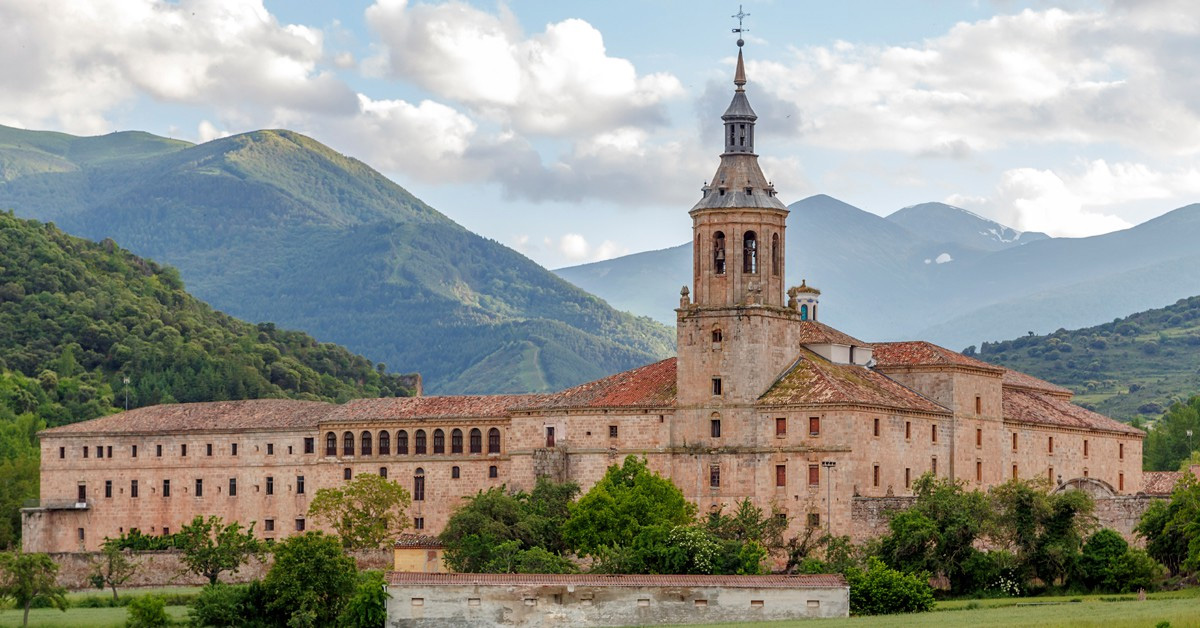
[789,280,820,321]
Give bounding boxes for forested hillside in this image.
[976,296,1200,422]
[0,212,418,547]
[0,125,675,393]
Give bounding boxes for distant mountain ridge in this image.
[556,195,1200,354]
[0,124,674,394]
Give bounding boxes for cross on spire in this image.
[731,5,750,46]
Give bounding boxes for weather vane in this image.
[732,5,749,46]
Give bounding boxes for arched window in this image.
[397,430,409,455]
[378,431,390,455]
[360,431,372,456]
[743,231,758,274]
[325,432,336,456]
[488,428,501,454]
[413,468,425,501]
[712,328,723,345]
[414,430,427,455]
[451,429,463,454]
[713,232,726,275]
[771,233,780,276]
[433,429,445,454]
[342,431,354,456]
[469,429,482,454]
[800,304,809,321]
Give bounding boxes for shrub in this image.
[336,571,389,628]
[189,583,251,627]
[845,557,935,615]
[126,594,170,628]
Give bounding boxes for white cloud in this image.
[935,253,953,264]
[550,233,629,264]
[197,120,230,142]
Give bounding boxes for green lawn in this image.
[0,605,188,627]
[680,590,1200,628]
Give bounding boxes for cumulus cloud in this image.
[0,0,357,135]
[548,233,629,264]
[363,0,683,137]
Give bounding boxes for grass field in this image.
[0,587,200,628]
[683,589,1200,628]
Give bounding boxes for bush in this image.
[845,557,935,616]
[189,583,256,627]
[126,594,170,628]
[336,571,389,628]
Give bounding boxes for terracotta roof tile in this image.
[795,320,866,346]
[1142,471,1182,496]
[1001,369,1073,397]
[41,400,333,436]
[517,358,677,411]
[385,572,846,588]
[1002,388,1143,436]
[872,341,1003,373]
[394,534,444,548]
[326,395,544,422]
[760,349,948,414]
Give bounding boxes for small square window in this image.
[451,466,460,479]
[489,465,498,478]
[806,512,820,528]
[303,438,314,454]
[295,518,305,531]
[413,517,424,530]
[609,425,618,438]
[264,519,274,532]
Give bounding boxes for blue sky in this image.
[4,0,1199,268]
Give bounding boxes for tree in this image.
[1144,396,1200,471]
[177,515,263,585]
[263,531,358,628]
[125,594,170,628]
[0,552,68,628]
[337,570,390,628]
[88,541,139,602]
[990,479,1095,586]
[563,456,695,559]
[308,473,411,549]
[844,557,935,616]
[1136,470,1199,576]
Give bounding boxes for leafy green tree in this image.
[877,474,990,593]
[263,532,357,628]
[0,552,68,627]
[990,479,1094,586]
[337,570,390,628]
[126,594,170,628]
[1145,396,1200,471]
[308,473,412,549]
[177,516,263,585]
[844,557,935,616]
[563,456,695,559]
[440,478,579,573]
[1076,528,1164,592]
[1136,470,1200,575]
[88,541,139,602]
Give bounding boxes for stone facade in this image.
[23,43,1146,556]
[383,573,848,626]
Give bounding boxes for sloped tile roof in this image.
[871,341,1004,373]
[760,349,948,414]
[327,394,545,422]
[795,320,867,346]
[1001,368,1073,396]
[1002,388,1143,436]
[385,572,847,588]
[1142,471,1182,495]
[394,533,444,548]
[41,400,334,436]
[516,358,677,411]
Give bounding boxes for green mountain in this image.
[975,296,1200,422]
[0,125,675,394]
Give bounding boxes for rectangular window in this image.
[1084,439,1089,457]
[451,466,460,479]
[264,519,274,532]
[156,444,162,457]
[905,422,911,440]
[1084,468,1089,478]
[873,418,880,437]
[931,425,938,443]
[131,480,139,498]
[976,428,982,448]
[132,445,137,458]
[808,464,819,487]
[107,446,112,458]
[295,518,305,531]
[776,417,787,437]
[905,468,911,489]
[266,443,275,456]
[206,443,213,457]
[976,461,982,482]
[712,378,722,396]
[1119,443,1124,460]
[873,464,880,487]
[304,438,314,454]
[975,395,982,415]
[231,443,238,456]
[296,476,305,494]
[96,445,103,459]
[266,476,274,495]
[195,479,203,497]
[78,484,86,501]
[807,512,820,528]
[1012,463,1019,480]
[1012,433,1018,451]
[711,419,721,438]
[1048,467,1054,483]
[414,517,424,530]
[83,446,89,458]
[776,465,786,487]
[162,479,170,497]
[181,444,187,457]
[58,446,65,459]
[228,478,237,497]
[78,528,84,541]
[1119,472,1124,491]
[931,457,937,475]
[609,425,618,438]
[1048,436,1054,453]
[809,416,820,436]
[489,465,498,478]
[709,465,720,488]
[379,467,388,478]
[105,480,112,498]
[344,467,352,480]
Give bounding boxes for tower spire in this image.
[734,48,746,91]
